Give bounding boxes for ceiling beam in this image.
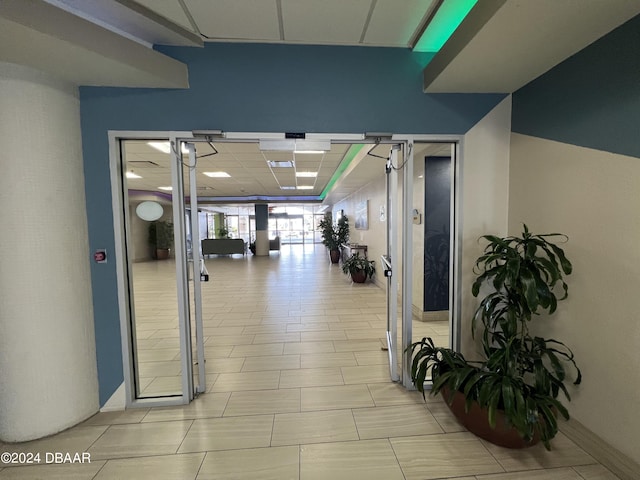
[0,0,189,87]
[422,0,505,92]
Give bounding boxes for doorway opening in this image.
[109,132,462,407]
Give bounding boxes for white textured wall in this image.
[459,96,512,358]
[0,62,99,441]
[509,133,640,464]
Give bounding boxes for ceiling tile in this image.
[135,0,194,31]
[220,142,262,154]
[364,0,435,47]
[281,0,371,44]
[184,0,280,41]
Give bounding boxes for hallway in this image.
[0,245,615,479]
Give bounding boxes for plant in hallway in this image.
[217,225,230,238]
[341,253,375,283]
[148,220,174,260]
[408,225,581,450]
[318,212,349,263]
[336,214,349,248]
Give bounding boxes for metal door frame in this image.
[109,130,196,408]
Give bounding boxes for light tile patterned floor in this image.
[0,244,620,479]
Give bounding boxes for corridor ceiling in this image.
[123,140,452,204]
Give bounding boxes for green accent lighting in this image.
[413,0,478,53]
[320,144,365,200]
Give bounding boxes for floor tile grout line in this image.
[193,451,207,480]
[385,437,410,480]
[89,457,108,480]
[174,419,196,456]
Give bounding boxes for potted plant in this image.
[148,220,174,260]
[408,225,581,450]
[318,213,349,263]
[217,226,230,239]
[336,214,349,250]
[341,253,375,283]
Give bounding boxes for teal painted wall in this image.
[512,14,640,158]
[80,42,505,405]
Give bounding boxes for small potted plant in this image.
[408,225,580,450]
[217,226,230,239]
[342,253,375,283]
[148,220,174,260]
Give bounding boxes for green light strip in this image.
[320,144,365,200]
[413,0,478,53]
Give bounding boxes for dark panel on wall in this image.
[80,42,505,405]
[255,204,268,231]
[513,14,640,159]
[424,156,451,312]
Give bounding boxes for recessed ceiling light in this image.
[126,171,142,179]
[295,150,325,154]
[296,186,314,190]
[418,174,424,178]
[296,171,318,178]
[203,172,231,178]
[280,186,296,190]
[158,186,172,191]
[147,141,189,154]
[268,161,294,168]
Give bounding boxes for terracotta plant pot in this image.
[441,387,540,449]
[350,270,367,283]
[155,248,170,260]
[329,249,341,264]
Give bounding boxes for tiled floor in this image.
[0,244,620,479]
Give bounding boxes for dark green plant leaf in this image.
[519,267,539,311]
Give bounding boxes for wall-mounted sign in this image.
[94,249,107,263]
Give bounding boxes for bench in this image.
[201,238,246,255]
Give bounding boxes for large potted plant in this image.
[149,220,174,260]
[318,213,349,263]
[342,253,375,283]
[408,225,581,450]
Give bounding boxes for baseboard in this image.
[100,382,126,412]
[560,418,640,480]
[421,310,448,322]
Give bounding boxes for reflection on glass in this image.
[122,139,182,398]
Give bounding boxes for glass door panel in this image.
[120,139,182,400]
[288,216,304,244]
[180,141,206,398]
[384,145,400,382]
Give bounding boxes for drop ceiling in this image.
[123,140,350,199]
[134,0,438,48]
[123,139,452,205]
